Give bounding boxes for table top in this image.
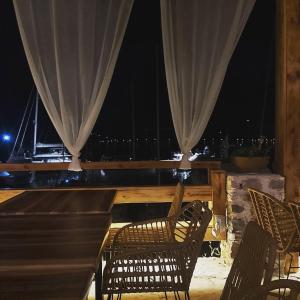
[0,190,115,300]
[0,189,115,214]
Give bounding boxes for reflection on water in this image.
[0,168,208,189]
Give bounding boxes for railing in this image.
[0,160,221,171]
[0,160,226,240]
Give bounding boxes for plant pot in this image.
[231,156,270,172]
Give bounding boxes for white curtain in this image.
[161,0,255,168]
[13,0,133,171]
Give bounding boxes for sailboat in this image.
[8,88,71,163]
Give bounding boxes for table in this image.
[0,190,115,300]
[0,190,115,213]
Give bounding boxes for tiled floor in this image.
[88,257,230,300]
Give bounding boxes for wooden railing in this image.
[0,160,226,240]
[0,160,221,171]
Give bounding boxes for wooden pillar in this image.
[211,170,226,216]
[211,170,226,238]
[275,0,300,201]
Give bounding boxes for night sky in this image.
[0,0,275,147]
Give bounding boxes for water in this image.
[0,168,208,189]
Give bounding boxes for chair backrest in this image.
[239,279,300,300]
[167,182,184,218]
[173,200,212,288]
[248,188,297,252]
[173,200,212,244]
[220,221,277,300]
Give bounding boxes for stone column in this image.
[221,172,284,264]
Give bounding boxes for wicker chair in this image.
[239,279,300,300]
[102,200,212,299]
[248,188,300,253]
[104,182,184,257]
[248,188,300,276]
[220,221,277,300]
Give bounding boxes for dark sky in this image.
[0,0,275,146]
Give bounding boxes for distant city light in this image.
[172,169,191,181]
[0,171,10,177]
[1,134,11,143]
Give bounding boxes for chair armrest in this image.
[112,216,175,253]
[238,279,300,300]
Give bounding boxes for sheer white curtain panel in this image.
[13,0,133,171]
[161,0,255,168]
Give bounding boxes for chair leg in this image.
[95,260,103,300]
[185,290,191,300]
[280,253,294,299]
[286,253,294,280]
[107,294,113,300]
[278,253,300,299]
[278,253,282,298]
[278,252,281,279]
[285,252,299,276]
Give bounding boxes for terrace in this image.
[1,0,300,299]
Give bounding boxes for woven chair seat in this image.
[112,217,175,254]
[105,222,199,257]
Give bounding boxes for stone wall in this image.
[221,172,285,264]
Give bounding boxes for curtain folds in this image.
[161,0,255,168]
[13,0,133,171]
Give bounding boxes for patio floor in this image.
[88,257,230,300]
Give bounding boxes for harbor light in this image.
[1,134,12,143]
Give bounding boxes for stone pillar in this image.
[221,172,285,264]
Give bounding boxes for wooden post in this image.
[210,170,227,238]
[276,0,300,272]
[211,170,226,217]
[275,0,300,201]
[155,44,160,160]
[130,80,136,160]
[95,261,102,300]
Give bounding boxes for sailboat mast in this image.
[33,91,39,156]
[155,44,160,160]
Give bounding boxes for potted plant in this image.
[231,143,271,172]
